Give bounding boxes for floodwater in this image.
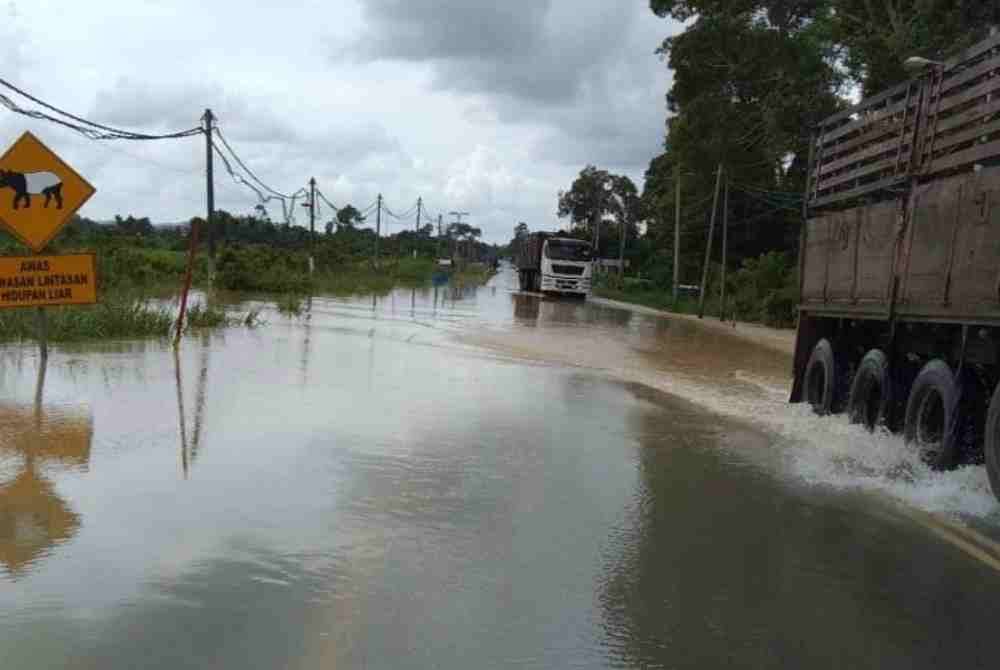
[3,264,1000,669]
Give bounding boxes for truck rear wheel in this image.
[984,383,1000,502]
[803,338,839,415]
[904,359,959,470]
[847,349,890,431]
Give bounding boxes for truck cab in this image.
[516,233,592,296]
[539,238,592,295]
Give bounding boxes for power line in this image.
[0,78,202,140]
[315,189,339,212]
[729,184,803,212]
[213,126,293,199]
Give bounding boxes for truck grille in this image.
[551,264,584,276]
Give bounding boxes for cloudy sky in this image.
[0,1,680,243]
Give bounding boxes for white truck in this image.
[515,232,592,296]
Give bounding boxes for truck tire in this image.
[803,338,839,415]
[518,270,528,291]
[847,349,891,431]
[532,271,542,293]
[904,359,959,470]
[983,382,1000,502]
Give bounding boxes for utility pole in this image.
[375,194,382,267]
[698,163,724,319]
[202,108,216,263]
[618,215,626,280]
[673,163,681,303]
[449,211,470,265]
[308,177,316,274]
[436,213,443,259]
[414,197,422,258]
[592,212,600,262]
[720,177,729,321]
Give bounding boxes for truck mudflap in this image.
[789,312,819,403]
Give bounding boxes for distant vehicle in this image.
[515,232,592,296]
[436,258,453,269]
[790,31,1000,502]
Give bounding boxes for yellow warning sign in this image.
[0,132,96,252]
[0,253,97,308]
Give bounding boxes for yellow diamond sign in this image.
[0,132,96,252]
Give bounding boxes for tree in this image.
[558,166,640,257]
[514,222,529,240]
[445,222,482,241]
[114,215,154,236]
[336,204,365,230]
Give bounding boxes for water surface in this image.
[2,265,999,669]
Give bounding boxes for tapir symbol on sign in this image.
[0,170,63,210]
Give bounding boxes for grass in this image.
[275,294,303,316]
[312,257,439,295]
[0,295,174,342]
[451,262,496,286]
[594,286,706,315]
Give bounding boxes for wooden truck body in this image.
[790,31,1000,500]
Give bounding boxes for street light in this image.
[904,56,944,73]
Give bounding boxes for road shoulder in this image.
[588,296,796,356]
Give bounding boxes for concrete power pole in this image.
[414,197,422,258]
[673,163,681,303]
[618,214,626,279]
[698,163,724,319]
[720,177,729,321]
[374,194,382,267]
[202,109,216,263]
[449,211,470,264]
[436,213,443,259]
[308,177,316,274]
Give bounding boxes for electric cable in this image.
[213,126,293,198]
[0,79,202,140]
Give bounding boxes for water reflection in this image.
[0,356,92,577]
[300,296,313,387]
[512,294,540,325]
[174,336,212,478]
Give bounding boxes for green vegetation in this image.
[452,262,496,287]
[217,246,441,295]
[0,294,174,342]
[594,251,799,329]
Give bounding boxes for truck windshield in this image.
[545,240,591,261]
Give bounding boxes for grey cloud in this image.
[347,0,632,105]
[347,0,677,178]
[356,0,551,61]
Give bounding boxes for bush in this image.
[729,252,799,327]
[217,245,313,293]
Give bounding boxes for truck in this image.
[790,31,1000,502]
[515,232,593,296]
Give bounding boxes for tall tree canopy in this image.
[557,166,640,257]
[636,0,997,289]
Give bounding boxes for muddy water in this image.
[2,265,1000,669]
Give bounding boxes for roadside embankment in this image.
[589,296,796,356]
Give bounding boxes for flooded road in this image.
[3,264,1000,668]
